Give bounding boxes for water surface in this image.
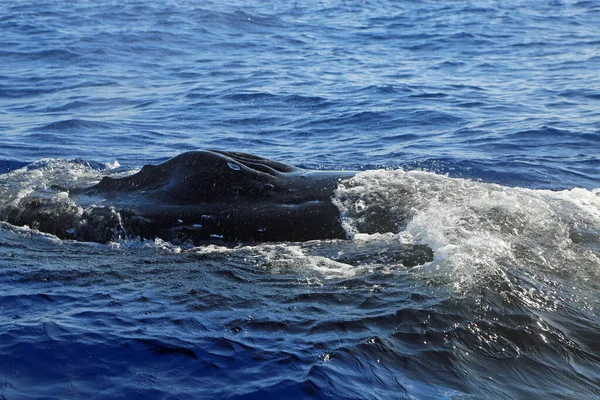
[1,1,599,399]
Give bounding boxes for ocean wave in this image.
[37,119,118,132]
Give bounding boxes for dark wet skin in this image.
[78,150,356,244]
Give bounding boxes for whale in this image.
[82,150,358,243]
[1,150,436,266]
[3,150,357,244]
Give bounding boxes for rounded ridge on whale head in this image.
[92,150,295,193]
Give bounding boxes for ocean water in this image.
[1,0,599,399]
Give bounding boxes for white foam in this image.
[247,243,362,280]
[0,158,134,206]
[335,169,600,288]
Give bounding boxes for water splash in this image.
[334,169,600,289]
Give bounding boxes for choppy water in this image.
[1,1,599,399]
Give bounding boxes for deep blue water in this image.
[1,1,599,399]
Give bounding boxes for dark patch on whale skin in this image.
[73,150,357,244]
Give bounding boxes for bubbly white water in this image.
[334,169,600,289]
